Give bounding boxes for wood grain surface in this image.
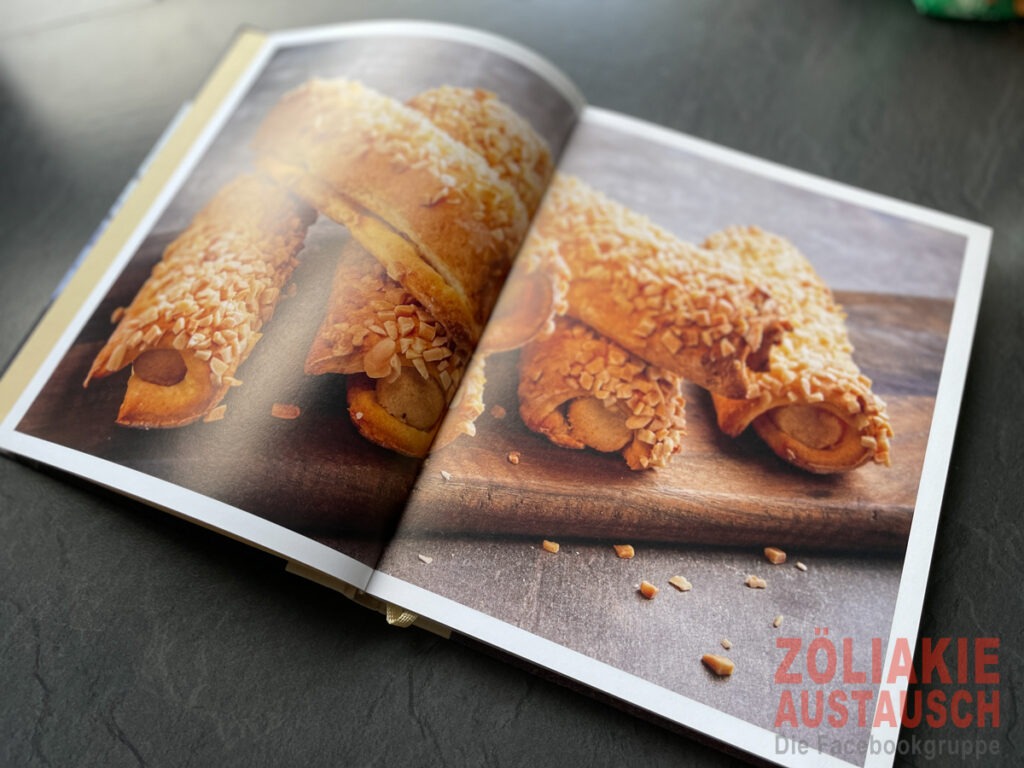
[18,208,951,554]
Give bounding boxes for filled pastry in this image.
[84,174,312,427]
[252,79,529,347]
[287,82,553,456]
[703,226,893,473]
[518,175,788,399]
[518,318,686,470]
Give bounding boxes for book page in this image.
[368,108,989,767]
[0,22,582,592]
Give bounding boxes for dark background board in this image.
[0,3,1020,767]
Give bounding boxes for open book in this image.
[0,21,990,768]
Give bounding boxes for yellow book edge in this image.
[0,29,267,424]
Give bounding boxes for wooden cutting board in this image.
[15,222,952,554]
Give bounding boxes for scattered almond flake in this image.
[507,450,521,465]
[417,554,433,565]
[613,544,635,560]
[490,404,507,419]
[271,402,301,420]
[795,561,808,572]
[702,653,735,677]
[745,575,767,589]
[440,469,452,481]
[204,405,227,423]
[542,539,560,554]
[639,580,658,599]
[773,614,784,628]
[764,546,787,564]
[668,575,692,592]
[720,638,733,650]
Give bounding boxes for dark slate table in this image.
[1,2,1021,767]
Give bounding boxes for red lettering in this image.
[925,689,947,728]
[901,689,922,728]
[975,637,999,684]
[957,637,969,684]
[775,637,802,684]
[873,689,899,727]
[976,689,1000,728]
[775,690,798,727]
[919,637,952,684]
[801,690,824,728]
[807,637,837,684]
[951,689,972,728]
[871,636,883,684]
[850,689,873,727]
[827,689,848,728]
[887,637,914,684]
[842,637,865,684]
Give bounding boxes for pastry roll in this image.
[703,226,893,473]
[85,174,312,427]
[520,175,787,399]
[518,318,686,470]
[252,79,529,347]
[306,240,467,457]
[407,86,553,216]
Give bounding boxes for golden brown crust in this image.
[86,174,311,427]
[704,226,893,472]
[252,79,529,346]
[518,175,787,399]
[518,318,686,470]
[407,86,553,216]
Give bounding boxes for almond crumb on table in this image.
[489,404,506,419]
[720,638,733,650]
[764,546,787,564]
[702,654,735,677]
[773,614,783,628]
[745,575,767,589]
[613,544,635,559]
[507,450,521,464]
[639,580,658,599]
[440,469,452,481]
[542,539,560,553]
[668,575,692,592]
[271,402,301,420]
[796,561,808,572]
[417,554,433,564]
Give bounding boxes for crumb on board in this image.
[418,554,433,565]
[764,546,787,564]
[720,638,733,650]
[271,402,301,420]
[702,654,735,677]
[668,575,692,592]
[204,405,227,423]
[507,450,521,465]
[490,404,507,419]
[542,539,560,554]
[796,561,808,572]
[745,575,767,589]
[773,614,784,628]
[440,469,452,481]
[639,580,658,599]
[613,544,635,559]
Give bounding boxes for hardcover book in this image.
[0,21,990,768]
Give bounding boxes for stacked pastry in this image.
[253,81,552,456]
[511,174,788,470]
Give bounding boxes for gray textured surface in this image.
[1,2,1022,767]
